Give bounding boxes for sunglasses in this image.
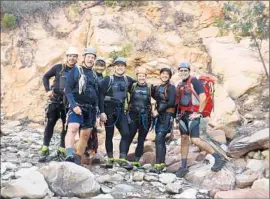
[178,69,189,72]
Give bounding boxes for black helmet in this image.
[160,66,173,78]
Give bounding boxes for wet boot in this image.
[211,157,226,172]
[38,146,49,162]
[65,155,75,163]
[175,167,189,178]
[104,158,114,169]
[118,158,133,171]
[150,163,165,174]
[57,148,67,161]
[132,161,142,168]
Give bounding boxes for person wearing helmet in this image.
[175,61,226,178]
[99,57,136,170]
[125,66,153,167]
[83,57,107,164]
[39,46,79,162]
[150,66,176,173]
[64,47,99,164]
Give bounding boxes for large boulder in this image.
[227,128,269,158]
[185,162,235,191]
[214,189,269,199]
[39,162,100,197]
[1,170,49,199]
[203,36,269,99]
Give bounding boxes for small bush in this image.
[104,0,117,7]
[1,13,16,29]
[109,43,133,60]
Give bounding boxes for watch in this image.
[198,111,203,118]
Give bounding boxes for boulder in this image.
[185,162,235,191]
[214,188,269,199]
[39,162,100,197]
[1,170,49,199]
[227,128,269,158]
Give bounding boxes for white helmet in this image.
[83,47,97,56]
[66,46,79,55]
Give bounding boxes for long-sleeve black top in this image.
[152,82,176,113]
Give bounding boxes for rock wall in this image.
[1,1,269,130]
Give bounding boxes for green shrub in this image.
[109,43,133,60]
[1,13,16,29]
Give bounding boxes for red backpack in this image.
[176,75,215,117]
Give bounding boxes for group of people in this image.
[39,46,226,177]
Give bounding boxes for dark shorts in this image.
[67,105,96,129]
[178,113,200,138]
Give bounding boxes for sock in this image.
[66,148,73,156]
[181,158,187,169]
[41,145,48,152]
[212,152,221,160]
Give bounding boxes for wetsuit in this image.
[152,82,176,164]
[99,75,135,159]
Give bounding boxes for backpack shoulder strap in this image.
[188,76,200,101]
[164,83,169,99]
[147,83,152,102]
[123,75,128,88]
[131,82,137,93]
[106,75,114,93]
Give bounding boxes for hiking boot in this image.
[175,167,189,178]
[104,158,114,169]
[211,158,226,172]
[132,161,142,168]
[47,148,67,162]
[118,158,133,170]
[150,164,165,174]
[47,150,59,162]
[65,155,75,163]
[74,154,81,165]
[57,148,67,161]
[38,147,49,162]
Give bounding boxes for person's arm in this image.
[64,67,77,109]
[192,78,206,113]
[127,76,136,92]
[99,77,110,113]
[42,65,58,92]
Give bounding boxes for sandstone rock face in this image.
[203,37,269,99]
[1,1,269,137]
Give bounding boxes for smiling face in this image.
[84,54,96,68]
[137,73,147,84]
[66,54,78,67]
[160,70,170,83]
[178,68,190,80]
[94,61,106,74]
[114,62,126,75]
